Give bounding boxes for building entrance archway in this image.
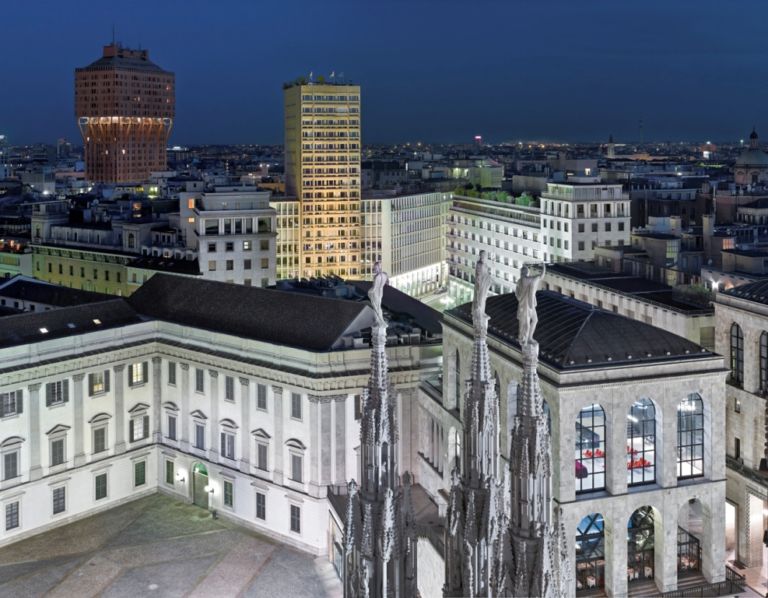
[192,462,209,509]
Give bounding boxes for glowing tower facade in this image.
[75,43,175,183]
[284,81,361,278]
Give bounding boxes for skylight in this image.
[39,327,48,334]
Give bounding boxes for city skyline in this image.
[2,0,768,145]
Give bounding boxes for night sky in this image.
[2,0,768,145]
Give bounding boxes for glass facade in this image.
[677,394,704,479]
[627,399,655,486]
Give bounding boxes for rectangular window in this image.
[257,443,268,471]
[3,451,18,480]
[735,398,741,413]
[257,384,267,410]
[195,423,205,450]
[129,362,148,387]
[291,393,302,420]
[244,259,252,270]
[225,376,235,401]
[88,371,110,396]
[130,415,149,442]
[52,487,66,514]
[5,501,19,530]
[95,473,107,500]
[195,369,204,393]
[165,460,174,485]
[45,380,69,406]
[243,240,252,251]
[256,492,266,520]
[260,240,269,251]
[291,454,303,483]
[0,390,22,418]
[260,258,269,269]
[220,432,235,460]
[167,414,177,441]
[290,504,301,533]
[134,461,146,487]
[225,242,234,252]
[354,395,362,420]
[168,361,176,386]
[93,427,107,453]
[224,480,233,508]
[226,260,234,271]
[208,260,216,272]
[51,438,65,466]
[207,242,216,252]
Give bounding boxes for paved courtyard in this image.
[0,493,342,598]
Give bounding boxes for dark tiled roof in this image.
[0,300,142,349]
[128,274,371,351]
[128,256,201,275]
[351,280,442,335]
[448,291,711,370]
[722,279,768,305]
[0,278,112,307]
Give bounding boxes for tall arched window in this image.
[677,393,704,479]
[730,323,744,387]
[575,513,605,593]
[627,507,655,582]
[576,404,606,493]
[760,332,768,392]
[454,350,461,413]
[627,399,656,486]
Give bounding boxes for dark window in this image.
[257,384,267,410]
[224,480,233,507]
[167,414,177,440]
[5,501,19,530]
[576,404,606,493]
[627,399,655,486]
[93,427,107,453]
[195,369,204,393]
[168,361,177,386]
[225,376,235,401]
[134,461,146,486]
[95,473,107,500]
[3,451,18,480]
[195,423,205,450]
[735,437,741,460]
[52,487,66,514]
[730,323,744,386]
[257,443,268,470]
[291,393,302,420]
[165,460,174,485]
[291,454,303,483]
[677,394,704,479]
[761,332,768,391]
[256,492,266,520]
[51,438,65,466]
[220,432,235,460]
[290,504,301,533]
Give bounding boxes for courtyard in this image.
[0,493,342,598]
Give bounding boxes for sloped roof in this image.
[0,277,112,307]
[722,279,768,306]
[0,300,142,349]
[128,274,372,351]
[448,291,711,370]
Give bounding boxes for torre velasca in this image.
[75,43,175,183]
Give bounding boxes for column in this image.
[180,363,190,451]
[399,388,413,474]
[208,370,219,462]
[654,503,678,593]
[272,385,283,485]
[334,395,346,485]
[558,399,577,503]
[320,398,332,486]
[72,374,86,467]
[114,365,126,454]
[309,396,320,497]
[152,357,162,443]
[604,513,628,598]
[659,401,677,488]
[28,383,42,481]
[606,402,627,496]
[239,377,250,473]
[702,488,727,583]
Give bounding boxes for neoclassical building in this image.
[417,290,728,596]
[0,274,440,557]
[716,280,768,572]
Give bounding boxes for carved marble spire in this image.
[344,267,417,598]
[444,256,569,598]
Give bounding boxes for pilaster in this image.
[702,486,727,583]
[334,395,346,485]
[655,502,678,593]
[180,363,190,451]
[603,513,628,598]
[208,370,219,462]
[113,365,126,454]
[605,402,627,496]
[239,377,250,472]
[72,373,86,467]
[152,357,162,443]
[28,383,42,481]
[309,396,320,496]
[272,385,283,485]
[320,398,332,486]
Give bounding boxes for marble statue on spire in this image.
[344,264,417,598]
[472,250,492,335]
[515,263,545,345]
[444,256,570,598]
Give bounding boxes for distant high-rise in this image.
[284,79,361,278]
[75,43,175,183]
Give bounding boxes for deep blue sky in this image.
[2,0,768,145]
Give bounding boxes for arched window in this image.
[627,399,655,486]
[677,394,704,479]
[627,507,655,582]
[576,513,605,593]
[760,332,768,392]
[127,233,136,250]
[575,404,606,493]
[730,323,744,387]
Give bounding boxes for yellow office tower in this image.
[284,80,361,279]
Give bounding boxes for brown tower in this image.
[75,43,175,183]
